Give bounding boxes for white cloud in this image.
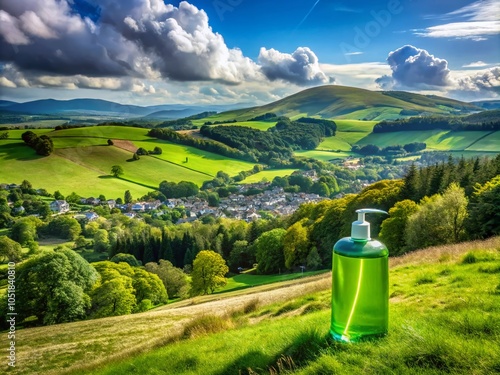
[462,61,489,68]
[376,45,451,89]
[415,0,500,40]
[258,47,329,85]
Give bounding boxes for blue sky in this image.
[0,0,498,105]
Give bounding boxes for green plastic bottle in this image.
[330,208,389,342]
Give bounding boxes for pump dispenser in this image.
[330,208,389,342]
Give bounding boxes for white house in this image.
[50,200,70,213]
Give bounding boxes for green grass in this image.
[220,270,328,292]
[335,131,370,145]
[333,119,377,132]
[132,139,255,177]
[336,106,405,120]
[239,168,298,183]
[356,130,495,151]
[317,136,352,151]
[220,121,277,131]
[55,145,210,187]
[50,126,151,140]
[0,141,151,197]
[295,150,354,161]
[0,125,264,197]
[83,239,500,375]
[7,238,500,375]
[465,131,500,151]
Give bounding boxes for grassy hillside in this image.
[357,130,499,152]
[11,237,499,375]
[0,126,259,197]
[201,86,480,122]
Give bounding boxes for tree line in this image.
[373,112,500,133]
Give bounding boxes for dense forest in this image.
[198,117,336,163]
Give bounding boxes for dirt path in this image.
[111,139,137,153]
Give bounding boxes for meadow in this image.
[219,270,328,293]
[7,237,499,375]
[239,169,298,183]
[295,150,353,161]
[0,126,268,197]
[356,130,499,152]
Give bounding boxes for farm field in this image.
[465,131,500,151]
[317,136,352,151]
[50,126,151,140]
[133,139,255,176]
[239,168,298,183]
[333,119,377,132]
[356,130,496,151]
[55,145,210,187]
[0,140,152,197]
[218,121,277,131]
[295,150,353,161]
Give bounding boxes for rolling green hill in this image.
[0,126,257,197]
[201,85,480,122]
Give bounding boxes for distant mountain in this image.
[0,98,250,119]
[0,100,17,107]
[213,85,482,121]
[471,100,500,110]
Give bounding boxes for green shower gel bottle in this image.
[330,208,389,342]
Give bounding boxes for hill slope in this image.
[9,237,500,375]
[209,85,481,122]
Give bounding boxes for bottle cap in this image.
[351,208,387,240]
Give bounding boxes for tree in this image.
[255,228,286,274]
[0,236,22,263]
[400,163,420,201]
[94,229,110,253]
[466,175,500,239]
[110,253,141,267]
[283,220,310,269]
[111,165,124,178]
[107,139,114,146]
[190,250,228,295]
[6,248,98,325]
[124,190,133,204]
[10,216,42,246]
[20,180,33,194]
[47,216,81,240]
[145,260,190,298]
[405,183,468,251]
[379,200,419,256]
[153,146,162,155]
[54,190,64,200]
[89,266,136,318]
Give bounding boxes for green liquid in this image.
[330,253,388,342]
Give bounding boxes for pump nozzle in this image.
[351,208,387,240]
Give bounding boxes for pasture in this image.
[133,139,255,177]
[356,130,495,151]
[239,169,298,183]
[295,150,353,161]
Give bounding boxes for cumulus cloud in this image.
[258,47,329,85]
[376,45,451,89]
[415,0,500,41]
[454,67,500,96]
[0,0,263,85]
